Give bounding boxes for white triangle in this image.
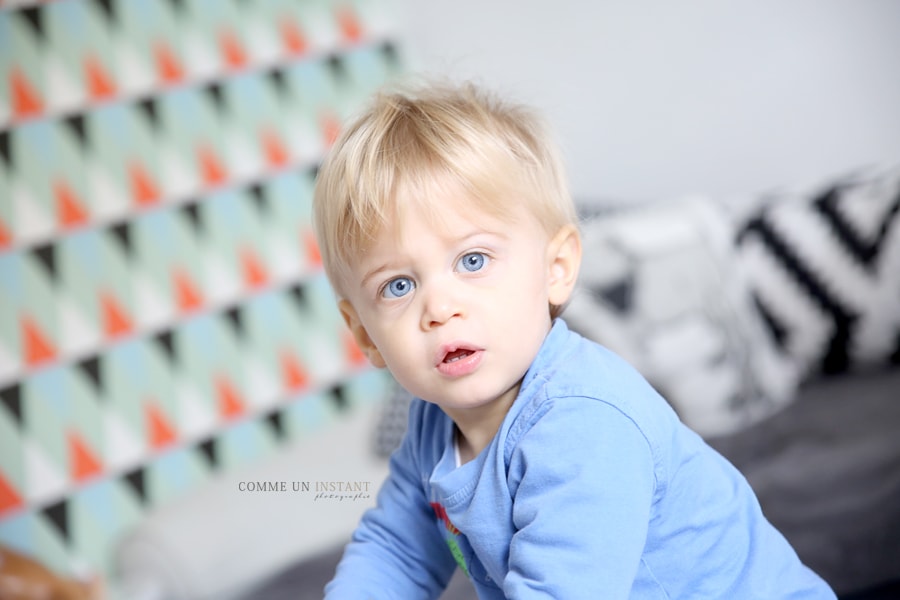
[308,331,343,383]
[133,270,174,330]
[286,115,321,164]
[116,43,155,96]
[86,163,128,222]
[23,439,68,505]
[0,336,18,382]
[58,295,101,356]
[204,251,240,304]
[224,132,261,180]
[244,356,280,409]
[11,180,54,244]
[176,378,217,439]
[103,410,146,471]
[269,234,302,281]
[244,22,281,64]
[159,147,198,199]
[44,53,85,114]
[0,93,10,126]
[182,35,219,79]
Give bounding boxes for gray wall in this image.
[389,0,900,203]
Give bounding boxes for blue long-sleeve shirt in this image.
[325,319,835,599]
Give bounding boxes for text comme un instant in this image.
[238,480,373,493]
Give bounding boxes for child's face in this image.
[338,187,579,418]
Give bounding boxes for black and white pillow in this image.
[736,164,900,378]
[565,197,801,437]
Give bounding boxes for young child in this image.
[312,81,835,599]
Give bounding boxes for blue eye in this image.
[457,252,487,272]
[382,277,415,298]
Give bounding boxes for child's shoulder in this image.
[515,320,681,444]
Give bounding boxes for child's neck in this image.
[445,384,521,465]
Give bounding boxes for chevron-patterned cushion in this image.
[565,197,801,437]
[736,164,900,377]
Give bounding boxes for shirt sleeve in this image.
[324,402,457,599]
[503,396,657,599]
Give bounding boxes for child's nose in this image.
[420,281,464,330]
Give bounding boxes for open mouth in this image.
[443,349,474,363]
[435,344,483,377]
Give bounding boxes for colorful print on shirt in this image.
[430,502,469,577]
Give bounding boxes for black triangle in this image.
[91,0,116,24]
[327,53,347,82]
[224,306,244,337]
[266,410,285,440]
[154,330,176,362]
[166,0,186,14]
[198,438,218,469]
[330,384,349,412]
[32,244,57,280]
[138,98,160,129]
[42,500,69,542]
[0,384,22,425]
[181,203,203,234]
[267,68,288,97]
[77,356,103,393]
[19,7,45,41]
[110,222,133,257]
[288,284,309,310]
[309,164,320,180]
[0,132,10,168]
[248,183,268,214]
[380,41,400,66]
[65,115,89,148]
[124,468,148,504]
[204,82,226,113]
[591,276,634,314]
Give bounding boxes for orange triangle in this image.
[320,112,341,148]
[219,29,247,69]
[173,269,203,312]
[280,18,308,55]
[337,7,363,43]
[344,331,367,367]
[303,229,322,267]
[197,145,228,187]
[129,161,160,207]
[100,291,133,338]
[261,128,289,168]
[146,400,177,450]
[68,431,103,482]
[154,40,184,84]
[241,247,269,289]
[84,55,116,100]
[55,180,89,228]
[0,470,24,517]
[215,376,245,421]
[281,350,309,391]
[0,219,11,249]
[22,316,56,366]
[10,67,43,118]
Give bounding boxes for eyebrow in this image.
[360,264,394,290]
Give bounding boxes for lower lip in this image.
[436,350,483,378]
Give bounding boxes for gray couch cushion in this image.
[708,368,900,595]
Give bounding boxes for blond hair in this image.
[313,80,577,298]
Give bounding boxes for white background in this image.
[386,0,900,204]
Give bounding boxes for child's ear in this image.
[338,300,387,368]
[547,224,582,307]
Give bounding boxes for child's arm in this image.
[325,403,457,599]
[505,398,656,599]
